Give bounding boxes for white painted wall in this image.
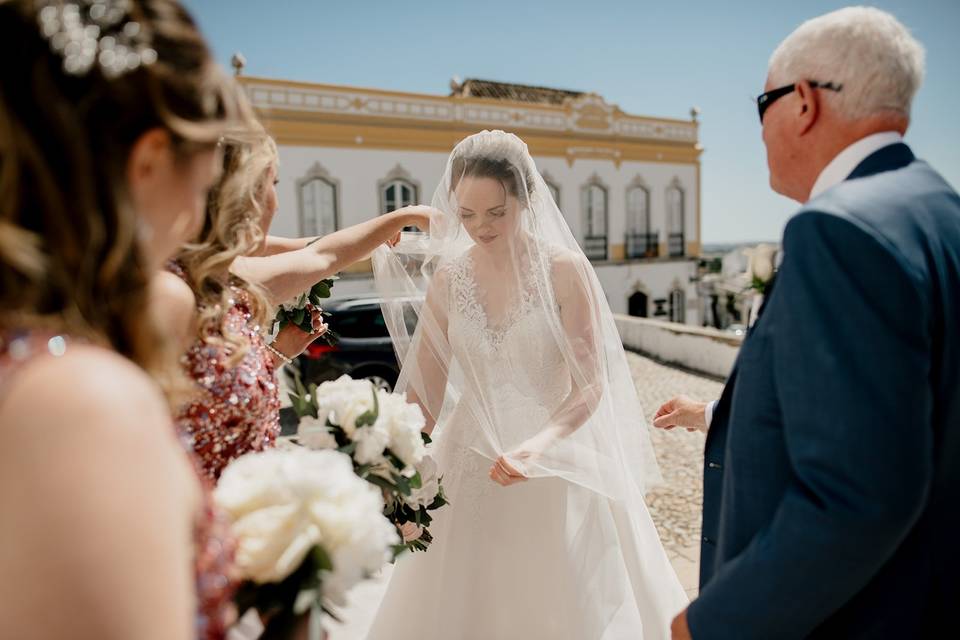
[595,259,700,320]
[274,146,698,248]
[274,146,448,237]
[272,145,700,322]
[533,157,698,245]
[615,315,742,379]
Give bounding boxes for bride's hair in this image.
[175,121,275,367]
[0,0,240,384]
[449,155,535,207]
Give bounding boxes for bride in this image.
[368,130,686,639]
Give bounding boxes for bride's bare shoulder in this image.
[548,246,590,276]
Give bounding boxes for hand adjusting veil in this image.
[372,130,661,501]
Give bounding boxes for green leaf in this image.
[367,474,397,494]
[408,471,422,490]
[392,473,412,496]
[292,369,308,398]
[293,308,305,325]
[354,389,380,428]
[312,545,333,572]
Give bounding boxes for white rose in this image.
[353,424,390,466]
[375,390,426,470]
[214,449,398,602]
[314,376,376,437]
[297,416,338,450]
[402,454,440,509]
[748,244,777,283]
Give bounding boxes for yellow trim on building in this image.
[260,116,702,164]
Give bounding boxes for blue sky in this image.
[183,0,960,244]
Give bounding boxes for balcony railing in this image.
[625,232,660,259]
[583,235,608,261]
[668,232,686,257]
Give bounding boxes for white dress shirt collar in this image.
[809,131,904,200]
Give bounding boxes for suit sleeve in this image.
[687,210,933,639]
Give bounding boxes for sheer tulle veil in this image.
[371,130,662,501]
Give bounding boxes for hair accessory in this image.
[37,0,158,78]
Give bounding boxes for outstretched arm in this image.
[255,235,319,256]
[232,206,435,305]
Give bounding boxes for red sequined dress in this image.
[0,330,236,639]
[169,262,282,481]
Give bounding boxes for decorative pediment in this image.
[568,94,615,132]
[302,161,333,181]
[627,174,651,191]
[382,163,414,183]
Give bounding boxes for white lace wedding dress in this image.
[365,249,687,640]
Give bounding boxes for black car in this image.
[294,295,403,392]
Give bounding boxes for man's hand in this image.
[671,609,693,639]
[654,395,708,433]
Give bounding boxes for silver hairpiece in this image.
[36,0,157,79]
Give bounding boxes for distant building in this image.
[698,243,779,330]
[240,75,703,323]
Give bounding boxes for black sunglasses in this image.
[756,81,843,123]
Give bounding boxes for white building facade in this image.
[241,76,703,323]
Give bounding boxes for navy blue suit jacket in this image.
[688,143,960,639]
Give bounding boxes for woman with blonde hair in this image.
[160,120,435,480]
[0,1,245,638]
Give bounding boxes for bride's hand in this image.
[489,455,527,487]
[489,431,556,487]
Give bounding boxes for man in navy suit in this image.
[655,7,959,639]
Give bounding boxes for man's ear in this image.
[793,80,820,137]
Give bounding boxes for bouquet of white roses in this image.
[274,277,338,344]
[290,374,449,555]
[215,448,399,637]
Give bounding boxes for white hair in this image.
[769,6,925,120]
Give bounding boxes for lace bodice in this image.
[440,246,570,453]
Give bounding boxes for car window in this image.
[332,307,390,339]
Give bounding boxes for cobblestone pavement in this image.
[321,352,724,638]
[627,351,724,600]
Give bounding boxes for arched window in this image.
[626,179,655,258]
[381,179,417,214]
[297,163,339,237]
[667,180,686,257]
[628,290,649,318]
[581,176,608,261]
[379,165,421,231]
